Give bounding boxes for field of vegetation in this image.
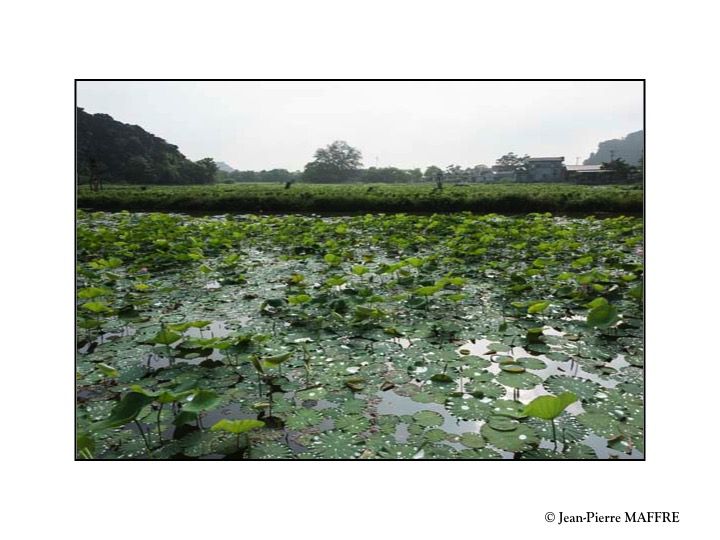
[77,183,643,214]
[76,210,644,459]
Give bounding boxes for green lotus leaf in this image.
[489,400,528,419]
[92,392,154,430]
[456,447,501,459]
[527,414,587,443]
[528,301,550,314]
[495,370,542,389]
[183,389,221,413]
[250,441,293,459]
[285,408,324,430]
[576,412,622,438]
[481,423,539,452]
[524,392,578,420]
[587,303,619,328]
[377,443,422,459]
[516,356,547,370]
[486,415,520,431]
[311,431,362,459]
[459,432,485,449]
[544,375,601,402]
[210,418,265,434]
[499,363,525,373]
[78,287,111,299]
[96,363,118,378]
[334,414,371,433]
[423,428,449,443]
[412,410,444,427]
[466,381,505,399]
[445,395,491,421]
[82,301,113,314]
[563,443,598,459]
[146,328,182,346]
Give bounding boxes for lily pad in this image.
[544,375,601,402]
[481,423,539,452]
[311,431,362,459]
[496,370,542,390]
[445,395,491,421]
[412,410,444,427]
[459,432,485,449]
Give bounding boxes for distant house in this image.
[566,164,615,184]
[490,165,517,181]
[524,157,565,182]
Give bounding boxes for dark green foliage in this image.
[76,107,217,185]
[78,182,643,214]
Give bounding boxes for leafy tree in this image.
[195,158,219,184]
[423,166,443,182]
[303,141,363,183]
[601,158,634,181]
[445,164,464,182]
[495,152,530,171]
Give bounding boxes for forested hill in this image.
[76,108,217,184]
[584,130,644,166]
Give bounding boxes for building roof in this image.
[567,165,610,173]
[528,157,564,162]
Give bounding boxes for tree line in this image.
[77,109,640,187]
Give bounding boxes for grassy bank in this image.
[77,182,643,214]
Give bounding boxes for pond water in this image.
[76,211,644,459]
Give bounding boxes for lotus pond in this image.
[76,210,644,459]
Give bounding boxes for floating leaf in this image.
[544,376,601,403]
[481,423,538,452]
[412,410,444,427]
[445,395,491,421]
[311,431,361,459]
[459,432,485,449]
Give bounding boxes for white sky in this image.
[77,80,643,171]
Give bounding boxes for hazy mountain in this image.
[584,130,644,166]
[76,107,216,184]
[216,161,237,173]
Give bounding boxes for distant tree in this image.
[444,164,464,182]
[194,158,219,184]
[123,156,153,184]
[303,141,363,183]
[495,152,530,171]
[601,158,633,181]
[423,166,443,183]
[408,168,423,182]
[434,169,445,190]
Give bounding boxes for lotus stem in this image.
[134,420,153,456]
[157,403,164,443]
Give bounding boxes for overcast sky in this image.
[77,81,643,171]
